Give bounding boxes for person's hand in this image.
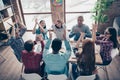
[78,32,85,42]
[63,29,66,40]
[92,24,98,32]
[49,31,52,39]
[35,18,38,24]
[80,32,85,38]
[15,15,20,23]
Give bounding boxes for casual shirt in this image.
[95,36,113,62]
[52,24,66,40]
[21,41,44,72]
[43,39,71,75]
[69,24,92,41]
[36,27,48,40]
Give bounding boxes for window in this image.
[24,14,52,30]
[66,0,96,12]
[21,0,52,30]
[21,0,51,13]
[66,13,95,29]
[65,0,97,29]
[20,0,97,30]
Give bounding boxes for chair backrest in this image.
[76,74,96,80]
[48,74,67,80]
[21,73,42,80]
[20,63,42,80]
[111,48,119,59]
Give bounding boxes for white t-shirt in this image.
[52,24,66,40]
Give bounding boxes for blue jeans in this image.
[72,63,79,79]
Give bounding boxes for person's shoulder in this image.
[35,52,42,56]
[52,24,56,29]
[83,24,89,27]
[72,24,78,29]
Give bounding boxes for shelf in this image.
[0,14,14,23]
[0,5,12,11]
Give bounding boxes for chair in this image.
[96,48,119,80]
[76,74,96,80]
[96,62,110,80]
[48,74,67,80]
[20,63,42,80]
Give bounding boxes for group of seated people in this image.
[3,15,119,79]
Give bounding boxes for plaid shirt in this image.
[22,41,44,72]
[95,36,113,62]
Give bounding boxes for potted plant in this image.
[92,0,116,34]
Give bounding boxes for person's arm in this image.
[64,40,72,60]
[69,30,76,38]
[39,24,47,33]
[69,26,76,38]
[92,24,97,42]
[19,27,27,37]
[3,27,15,46]
[92,24,105,43]
[51,24,56,34]
[84,25,92,38]
[43,31,52,58]
[32,19,38,34]
[63,30,72,60]
[38,34,45,52]
[75,32,84,48]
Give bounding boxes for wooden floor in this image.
[0,32,120,80]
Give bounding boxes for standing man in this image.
[69,16,92,41]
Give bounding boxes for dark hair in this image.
[57,19,63,24]
[108,27,118,48]
[24,40,34,52]
[39,20,46,29]
[78,16,84,20]
[77,39,95,74]
[55,19,63,29]
[51,38,62,53]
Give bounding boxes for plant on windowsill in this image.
[92,0,116,34]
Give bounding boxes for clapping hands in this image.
[35,18,38,24]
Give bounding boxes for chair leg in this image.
[104,66,109,80]
[97,66,109,80]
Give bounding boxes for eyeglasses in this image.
[104,32,110,35]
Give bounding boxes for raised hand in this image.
[35,18,38,24]
[92,24,98,32]
[49,31,52,39]
[92,24,97,42]
[80,32,85,38]
[15,15,20,23]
